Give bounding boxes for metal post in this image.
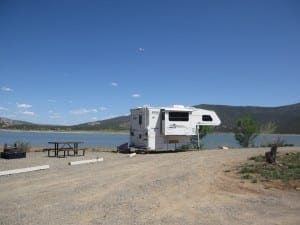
[197,125,200,149]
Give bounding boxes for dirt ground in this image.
[0,147,299,225]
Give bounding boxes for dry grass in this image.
[0,147,299,225]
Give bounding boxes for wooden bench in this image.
[69,148,86,156]
[78,148,86,156]
[44,148,69,157]
[44,147,86,157]
[44,148,55,157]
[55,148,86,157]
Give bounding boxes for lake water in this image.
[0,130,299,149]
[202,133,300,148]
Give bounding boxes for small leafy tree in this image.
[234,116,258,147]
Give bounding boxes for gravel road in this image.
[0,147,299,225]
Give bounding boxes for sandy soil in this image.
[0,147,299,225]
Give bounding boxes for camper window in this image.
[202,115,213,121]
[169,112,189,121]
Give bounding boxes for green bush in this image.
[234,116,258,147]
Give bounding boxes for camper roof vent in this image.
[172,105,185,108]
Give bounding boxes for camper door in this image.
[130,108,148,148]
[163,109,193,135]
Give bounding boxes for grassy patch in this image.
[239,152,300,182]
[241,174,253,180]
[251,178,258,183]
[248,155,265,162]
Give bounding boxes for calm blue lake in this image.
[0,130,299,149]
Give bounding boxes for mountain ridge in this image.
[1,103,300,134]
[194,103,300,133]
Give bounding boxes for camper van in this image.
[129,105,221,150]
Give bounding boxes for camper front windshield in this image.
[169,112,189,121]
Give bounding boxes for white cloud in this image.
[17,103,32,109]
[48,99,56,103]
[1,87,13,92]
[111,82,118,87]
[48,110,61,119]
[99,106,107,111]
[0,106,8,111]
[138,47,145,52]
[16,103,34,116]
[70,108,98,115]
[21,111,35,116]
[131,93,141,98]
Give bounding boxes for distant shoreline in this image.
[1,129,300,136]
[0,129,128,135]
[1,130,299,150]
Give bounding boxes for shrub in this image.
[234,116,258,147]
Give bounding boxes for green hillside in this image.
[194,103,300,134]
[71,116,129,131]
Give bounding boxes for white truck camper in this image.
[129,105,221,151]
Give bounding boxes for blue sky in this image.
[0,0,299,125]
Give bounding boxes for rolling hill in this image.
[194,103,300,134]
[1,103,300,134]
[71,116,129,131]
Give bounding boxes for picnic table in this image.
[47,141,85,157]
